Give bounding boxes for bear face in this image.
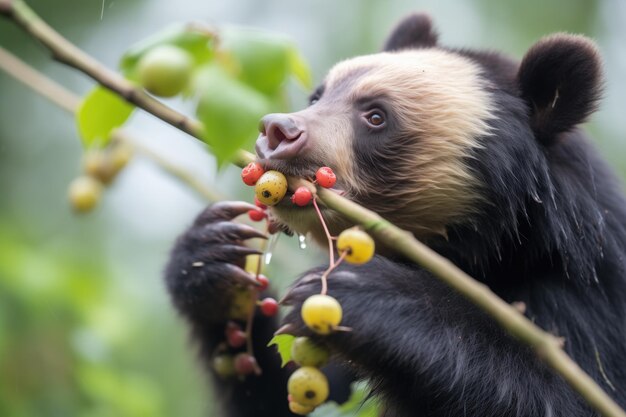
[255,14,604,268]
[256,49,495,242]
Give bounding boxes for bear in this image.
[165,13,626,417]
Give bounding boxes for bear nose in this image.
[260,114,303,149]
[256,113,306,160]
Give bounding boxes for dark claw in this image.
[194,201,259,225]
[281,308,308,337]
[274,323,297,336]
[222,263,261,287]
[280,278,322,306]
[211,222,268,241]
[189,222,268,246]
[202,244,263,263]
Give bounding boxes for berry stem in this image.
[243,220,269,376]
[320,250,347,296]
[312,197,335,266]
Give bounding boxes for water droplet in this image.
[264,233,281,265]
[298,233,307,250]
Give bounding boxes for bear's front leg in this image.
[281,256,592,417]
[165,201,294,417]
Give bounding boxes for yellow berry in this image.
[337,228,375,264]
[212,354,236,378]
[228,287,255,320]
[254,170,288,206]
[291,337,330,368]
[68,176,103,213]
[110,142,133,172]
[289,401,315,415]
[245,254,262,275]
[82,149,117,184]
[138,45,193,97]
[287,366,329,407]
[301,294,342,335]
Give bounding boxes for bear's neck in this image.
[429,134,626,289]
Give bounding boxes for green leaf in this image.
[288,47,313,90]
[120,24,214,81]
[76,87,134,148]
[195,65,270,165]
[310,382,380,417]
[267,334,295,367]
[220,28,292,96]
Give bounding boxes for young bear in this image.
[165,14,626,417]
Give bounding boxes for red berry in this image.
[227,330,247,349]
[241,162,265,186]
[291,186,313,206]
[260,298,279,317]
[248,209,266,222]
[315,167,336,188]
[254,196,268,210]
[234,353,258,376]
[226,321,241,333]
[256,274,270,291]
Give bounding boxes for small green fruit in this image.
[138,45,193,97]
[82,150,116,184]
[212,354,236,378]
[291,337,330,368]
[68,176,103,213]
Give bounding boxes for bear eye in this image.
[309,97,319,105]
[365,111,386,128]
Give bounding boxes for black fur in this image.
[518,34,603,145]
[165,202,354,416]
[383,13,438,51]
[165,16,626,417]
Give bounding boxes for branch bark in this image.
[0,45,223,203]
[1,2,624,417]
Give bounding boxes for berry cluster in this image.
[241,161,338,210]
[68,141,133,213]
[287,337,331,414]
[213,321,260,378]
[239,162,376,413]
[212,266,279,379]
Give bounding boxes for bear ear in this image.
[383,13,438,51]
[518,34,603,145]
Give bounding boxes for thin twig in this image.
[0,46,222,202]
[320,251,347,296]
[313,197,335,266]
[2,3,625,417]
[0,45,79,112]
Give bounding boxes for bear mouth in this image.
[255,157,319,180]
[255,157,343,211]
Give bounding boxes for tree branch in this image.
[0,46,79,112]
[1,2,624,416]
[0,45,223,203]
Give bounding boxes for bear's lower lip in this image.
[255,157,318,180]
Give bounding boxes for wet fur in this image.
[165,14,626,417]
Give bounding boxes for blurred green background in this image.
[0,0,625,416]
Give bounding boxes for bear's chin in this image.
[269,204,353,249]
